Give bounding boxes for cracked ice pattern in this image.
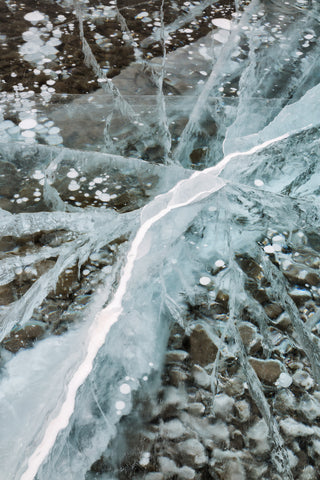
[1,1,320,479]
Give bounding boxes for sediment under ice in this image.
[1,0,320,479]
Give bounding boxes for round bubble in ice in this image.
[24,11,45,23]
[115,400,125,410]
[19,118,37,130]
[119,383,131,395]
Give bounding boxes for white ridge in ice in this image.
[21,132,289,480]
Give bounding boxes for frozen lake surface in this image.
[1,1,320,479]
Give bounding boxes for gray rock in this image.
[178,438,207,468]
[189,324,218,366]
[4,324,45,353]
[210,421,230,448]
[283,263,320,287]
[238,322,259,351]
[144,474,164,480]
[247,419,270,454]
[280,418,314,437]
[271,312,291,328]
[192,365,211,389]
[158,457,178,476]
[249,357,281,384]
[212,394,235,420]
[162,386,188,410]
[289,287,312,306]
[168,367,188,387]
[209,450,247,480]
[166,350,189,363]
[273,389,297,414]
[234,400,250,423]
[224,460,246,480]
[264,303,283,320]
[293,369,314,390]
[177,466,196,480]
[186,402,205,416]
[299,466,317,480]
[156,455,196,480]
[298,394,320,421]
[161,419,186,440]
[223,376,245,396]
[230,429,245,450]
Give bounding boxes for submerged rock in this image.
[177,438,208,468]
[161,419,186,440]
[158,456,178,476]
[212,393,235,420]
[3,324,45,353]
[189,324,218,366]
[191,364,211,389]
[247,419,270,455]
[234,400,250,423]
[166,350,189,363]
[279,418,314,437]
[299,466,317,480]
[249,357,281,384]
[145,473,164,480]
[185,402,205,416]
[168,367,188,387]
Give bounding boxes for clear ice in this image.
[0,0,320,479]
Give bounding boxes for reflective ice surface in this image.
[1,0,320,479]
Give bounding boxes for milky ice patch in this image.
[198,46,211,61]
[46,135,63,145]
[21,130,36,138]
[213,30,230,44]
[48,127,60,135]
[212,18,231,30]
